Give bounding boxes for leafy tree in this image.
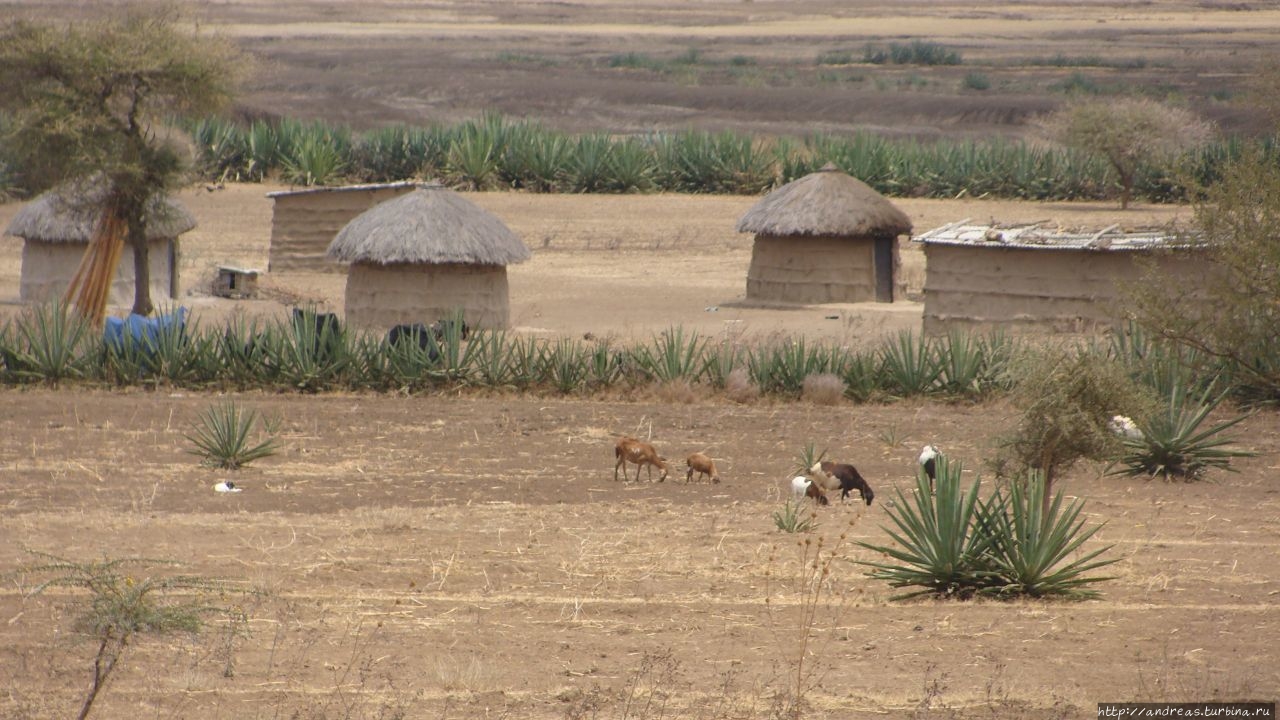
[1126,149,1280,402]
[0,7,245,316]
[995,347,1154,509]
[10,551,248,720]
[1043,97,1215,209]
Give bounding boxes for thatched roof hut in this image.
[327,184,531,330]
[737,164,912,304]
[6,186,195,305]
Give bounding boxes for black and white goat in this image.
[809,461,874,506]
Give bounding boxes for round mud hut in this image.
[7,185,194,306]
[737,164,912,304]
[326,184,531,331]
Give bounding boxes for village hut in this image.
[326,184,531,331]
[737,164,912,304]
[7,185,194,306]
[914,222,1203,335]
[267,181,420,273]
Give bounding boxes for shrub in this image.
[801,372,846,405]
[995,346,1154,506]
[11,551,248,720]
[723,367,758,403]
[963,72,991,91]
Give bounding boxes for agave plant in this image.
[185,401,281,470]
[1112,378,1255,480]
[977,472,1119,599]
[628,326,708,383]
[857,456,998,599]
[10,301,91,386]
[859,458,1119,600]
[772,499,819,534]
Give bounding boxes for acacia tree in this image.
[1043,97,1215,209]
[0,7,244,316]
[996,348,1154,511]
[1125,149,1280,402]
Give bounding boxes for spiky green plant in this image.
[794,443,827,477]
[629,326,708,383]
[773,499,819,534]
[10,300,90,385]
[977,472,1119,599]
[185,401,281,470]
[857,456,998,599]
[281,132,347,186]
[539,338,590,394]
[1112,380,1255,480]
[880,330,940,397]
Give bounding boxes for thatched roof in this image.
[6,185,197,244]
[736,163,912,238]
[327,185,531,266]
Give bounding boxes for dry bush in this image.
[801,373,846,405]
[723,367,759,403]
[652,378,699,404]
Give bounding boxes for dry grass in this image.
[801,372,847,406]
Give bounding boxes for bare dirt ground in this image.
[0,391,1277,719]
[1,1,1277,718]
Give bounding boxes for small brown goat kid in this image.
[684,452,721,484]
[614,437,670,482]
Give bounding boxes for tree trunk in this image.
[126,209,153,317]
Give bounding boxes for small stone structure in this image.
[737,164,912,304]
[326,184,531,331]
[914,221,1202,335]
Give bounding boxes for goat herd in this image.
[612,437,945,508]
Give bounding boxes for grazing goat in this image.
[791,476,829,506]
[685,453,721,484]
[809,461,875,506]
[1108,415,1144,441]
[918,444,940,490]
[614,437,670,483]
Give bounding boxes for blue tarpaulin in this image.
[103,307,188,352]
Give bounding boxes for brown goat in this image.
[614,437,670,482]
[684,452,721,484]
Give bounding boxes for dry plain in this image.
[1,1,1279,718]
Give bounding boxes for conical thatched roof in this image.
[5,184,197,243]
[327,185,531,266]
[736,163,912,238]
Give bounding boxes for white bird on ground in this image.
[1108,415,1144,441]
[214,480,242,493]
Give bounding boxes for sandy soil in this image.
[0,389,1276,719]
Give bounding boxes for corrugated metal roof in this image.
[912,219,1196,252]
[266,180,423,199]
